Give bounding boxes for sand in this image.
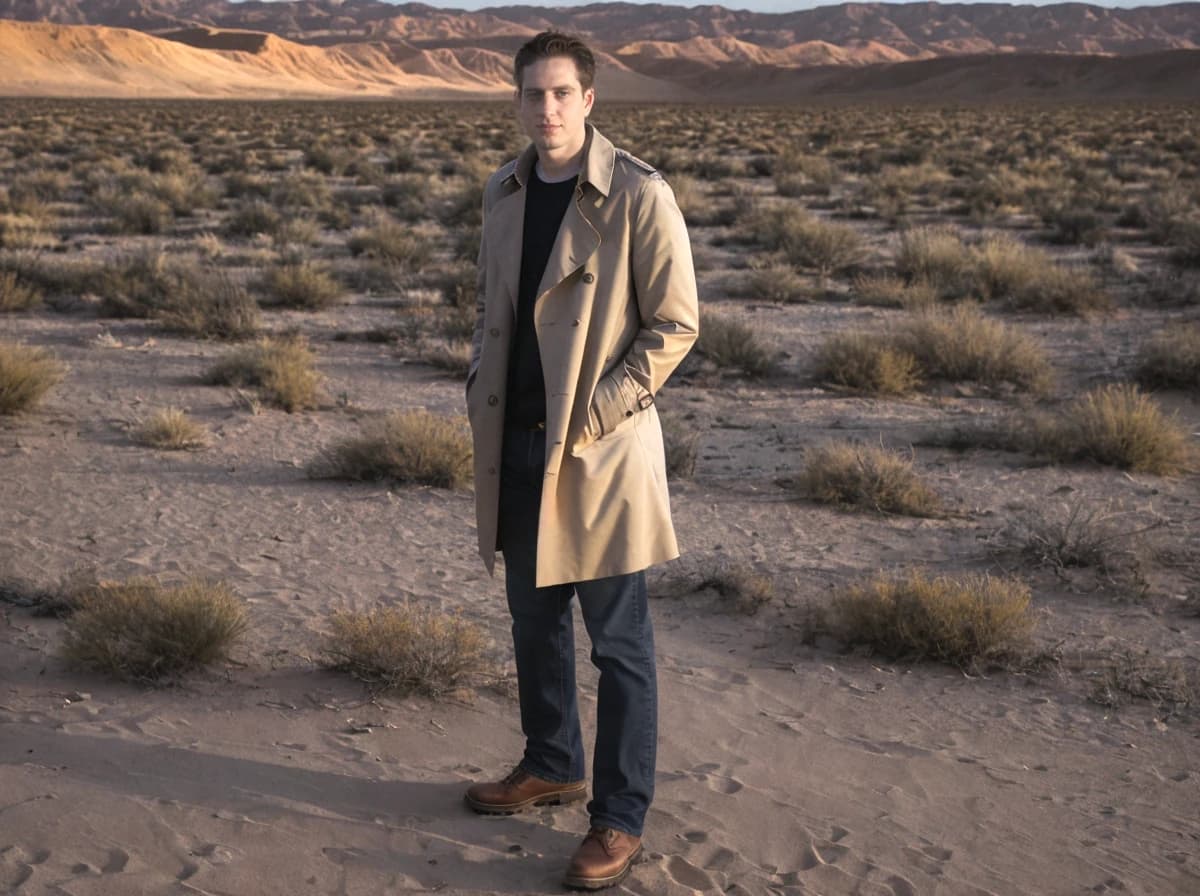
[2,279,1199,895]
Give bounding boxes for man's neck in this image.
[535,157,580,184]
[536,149,583,182]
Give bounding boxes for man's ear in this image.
[583,87,595,117]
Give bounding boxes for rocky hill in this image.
[1,1,1197,99]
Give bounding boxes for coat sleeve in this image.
[466,180,493,397]
[590,174,700,436]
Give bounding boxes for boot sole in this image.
[563,844,644,890]
[464,786,588,815]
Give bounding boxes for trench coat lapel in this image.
[485,187,525,316]
[536,197,600,301]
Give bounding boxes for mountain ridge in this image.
[1,2,1198,99]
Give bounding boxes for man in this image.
[463,30,699,890]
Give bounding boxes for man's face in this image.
[516,56,594,163]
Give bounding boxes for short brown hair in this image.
[513,31,595,91]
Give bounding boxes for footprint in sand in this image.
[679,830,709,843]
[191,843,239,866]
[100,848,129,873]
[688,763,745,794]
[903,842,952,875]
[796,842,850,870]
[666,854,717,891]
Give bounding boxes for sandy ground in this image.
[2,283,1200,896]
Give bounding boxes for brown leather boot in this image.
[463,766,587,815]
[563,827,643,890]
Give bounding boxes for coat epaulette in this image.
[496,157,520,186]
[614,149,663,181]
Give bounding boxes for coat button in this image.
[487,466,496,475]
[572,319,580,327]
[489,327,500,338]
[582,272,595,284]
[487,395,498,406]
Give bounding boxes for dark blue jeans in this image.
[498,426,657,838]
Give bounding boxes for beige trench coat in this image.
[466,124,699,588]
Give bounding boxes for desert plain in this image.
[1,97,1199,896]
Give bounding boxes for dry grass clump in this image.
[813,332,922,396]
[830,569,1035,669]
[895,226,973,298]
[897,304,1054,395]
[0,342,65,414]
[851,273,938,310]
[61,576,247,683]
[1090,650,1194,718]
[651,555,774,614]
[1026,383,1191,474]
[697,311,779,378]
[796,441,943,517]
[347,215,432,273]
[310,410,472,489]
[135,408,209,451]
[320,604,494,698]
[157,271,260,340]
[417,339,472,378]
[204,335,322,412]
[0,269,41,311]
[261,261,345,310]
[745,258,811,304]
[748,205,863,281]
[1135,325,1200,391]
[660,413,699,479]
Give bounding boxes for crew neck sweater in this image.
[505,166,577,429]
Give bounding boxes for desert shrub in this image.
[0,212,54,251]
[271,171,332,214]
[1027,383,1191,475]
[660,413,699,480]
[895,226,973,298]
[773,151,838,198]
[1135,325,1200,390]
[812,332,922,396]
[830,569,1035,669]
[320,604,494,698]
[651,554,774,614]
[61,576,247,682]
[745,258,812,303]
[273,216,320,249]
[1040,200,1107,246]
[149,167,217,215]
[851,273,938,310]
[777,214,863,282]
[0,342,65,414]
[261,261,345,310]
[347,216,433,273]
[94,250,178,318]
[1090,650,1194,718]
[897,304,1054,394]
[417,339,472,378]
[974,235,1110,314]
[796,441,943,517]
[135,408,209,450]
[699,558,775,615]
[310,410,472,489]
[1168,219,1200,268]
[204,335,322,412]
[1008,500,1160,584]
[157,271,260,340]
[95,189,173,235]
[697,312,779,378]
[225,200,281,238]
[0,269,41,311]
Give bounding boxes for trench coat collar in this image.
[503,123,614,199]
